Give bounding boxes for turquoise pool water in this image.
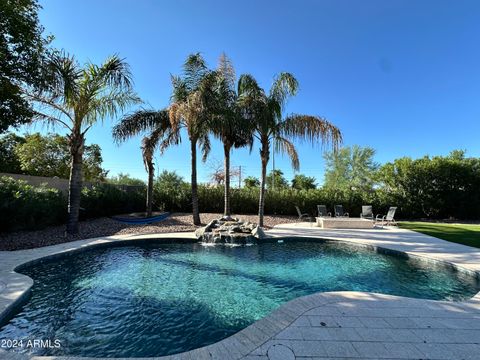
[0,239,479,357]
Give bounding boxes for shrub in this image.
[0,176,66,232]
[154,184,392,218]
[153,171,192,212]
[81,183,146,219]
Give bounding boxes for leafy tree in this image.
[14,133,108,181]
[292,174,317,190]
[169,53,217,225]
[0,133,25,173]
[0,0,50,132]
[323,145,378,193]
[28,52,140,234]
[154,170,190,211]
[15,133,69,177]
[156,170,185,189]
[377,150,480,219]
[113,109,178,216]
[266,169,289,189]
[237,72,342,226]
[107,173,145,186]
[244,176,260,188]
[82,144,108,182]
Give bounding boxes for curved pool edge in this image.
[0,225,480,359]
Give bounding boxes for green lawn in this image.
[399,222,480,249]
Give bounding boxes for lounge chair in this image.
[317,205,331,217]
[334,205,349,218]
[360,205,374,220]
[295,206,314,222]
[375,207,397,227]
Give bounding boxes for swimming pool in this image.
[1,239,479,357]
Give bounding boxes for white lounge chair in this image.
[376,207,397,227]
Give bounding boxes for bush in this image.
[377,152,480,219]
[0,178,147,233]
[154,184,393,217]
[0,176,66,232]
[153,171,192,211]
[81,183,146,219]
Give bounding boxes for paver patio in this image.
[0,223,479,360]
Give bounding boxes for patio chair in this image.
[375,207,397,227]
[334,205,349,218]
[317,205,331,217]
[360,205,374,220]
[295,206,314,222]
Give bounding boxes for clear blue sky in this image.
[27,0,480,184]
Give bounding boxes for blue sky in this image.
[26,0,480,184]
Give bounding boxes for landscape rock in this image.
[196,217,266,245]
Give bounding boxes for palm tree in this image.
[29,52,139,234]
[210,54,252,219]
[112,109,178,216]
[238,73,342,227]
[169,53,216,225]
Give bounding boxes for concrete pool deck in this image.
[0,224,479,359]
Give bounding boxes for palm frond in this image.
[170,75,189,102]
[26,92,74,123]
[41,51,81,106]
[279,114,342,150]
[141,135,155,172]
[183,53,208,91]
[168,101,187,133]
[158,128,181,154]
[217,52,236,89]
[275,136,300,170]
[93,55,134,90]
[269,72,299,110]
[112,109,171,143]
[198,132,211,162]
[237,74,263,98]
[31,110,72,131]
[85,89,141,126]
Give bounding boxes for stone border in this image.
[0,225,479,359]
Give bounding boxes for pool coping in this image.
[0,224,479,359]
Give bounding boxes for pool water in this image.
[1,240,479,357]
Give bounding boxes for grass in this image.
[399,222,480,249]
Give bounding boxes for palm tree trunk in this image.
[223,143,232,219]
[258,140,270,228]
[66,133,84,235]
[191,138,201,225]
[146,162,154,217]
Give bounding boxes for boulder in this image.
[196,217,264,245]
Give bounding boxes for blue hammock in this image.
[111,212,170,224]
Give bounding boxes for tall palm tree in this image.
[169,53,216,225]
[29,52,139,234]
[211,53,252,219]
[238,73,342,227]
[112,109,178,216]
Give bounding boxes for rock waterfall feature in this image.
[195,217,266,244]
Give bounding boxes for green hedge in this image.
[0,177,146,232]
[156,185,395,218]
[0,176,67,232]
[81,183,146,219]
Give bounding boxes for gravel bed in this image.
[0,213,297,251]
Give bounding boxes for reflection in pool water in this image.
[1,240,479,357]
